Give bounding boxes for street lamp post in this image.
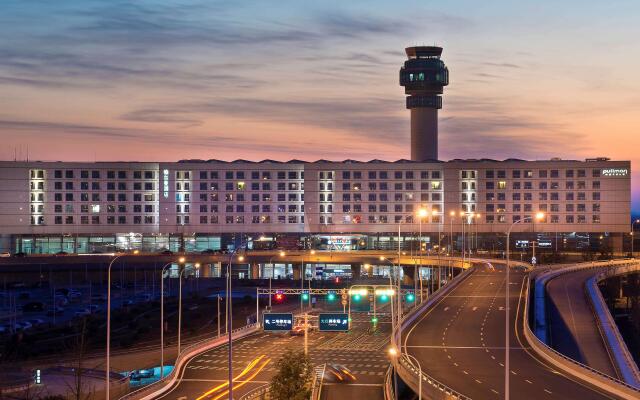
[226,250,245,400]
[505,212,544,400]
[105,254,123,400]
[106,251,140,400]
[417,208,428,303]
[160,257,184,379]
[460,211,466,266]
[299,250,316,313]
[632,219,640,257]
[449,211,455,255]
[379,256,396,349]
[178,262,200,355]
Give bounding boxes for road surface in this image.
[402,262,621,399]
[159,312,391,400]
[546,267,619,379]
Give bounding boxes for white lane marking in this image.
[472,306,478,311]
[544,389,552,394]
[444,306,450,311]
[525,379,533,384]
[462,370,469,375]
[491,389,499,394]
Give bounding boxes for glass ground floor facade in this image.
[4,230,625,255]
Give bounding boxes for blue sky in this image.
[0,0,638,213]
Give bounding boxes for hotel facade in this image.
[0,157,630,254]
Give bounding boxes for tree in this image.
[269,350,312,400]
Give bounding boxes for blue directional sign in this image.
[318,313,349,331]
[263,313,293,331]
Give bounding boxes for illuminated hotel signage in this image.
[163,169,169,198]
[602,168,628,177]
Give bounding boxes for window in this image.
[497,181,506,190]
[592,169,601,178]
[485,170,494,179]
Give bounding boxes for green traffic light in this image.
[353,294,361,302]
[371,317,378,323]
[327,293,336,301]
[302,293,309,301]
[379,294,388,302]
[406,293,415,302]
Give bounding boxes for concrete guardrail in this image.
[119,323,260,400]
[525,266,640,399]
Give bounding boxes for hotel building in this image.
[0,157,630,254]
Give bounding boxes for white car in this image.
[0,252,11,258]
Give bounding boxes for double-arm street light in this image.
[505,212,544,400]
[160,256,186,379]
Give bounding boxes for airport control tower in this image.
[400,46,449,161]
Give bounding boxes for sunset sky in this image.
[1,1,638,212]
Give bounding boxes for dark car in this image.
[55,251,69,256]
[159,250,173,255]
[13,252,27,258]
[23,302,45,312]
[201,249,218,254]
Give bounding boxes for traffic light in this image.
[302,292,309,301]
[406,293,415,302]
[371,317,379,324]
[274,293,284,302]
[353,294,362,302]
[379,294,389,302]
[327,292,336,301]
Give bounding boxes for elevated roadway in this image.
[402,262,623,399]
[545,267,619,379]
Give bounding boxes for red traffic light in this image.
[335,277,340,283]
[274,293,284,301]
